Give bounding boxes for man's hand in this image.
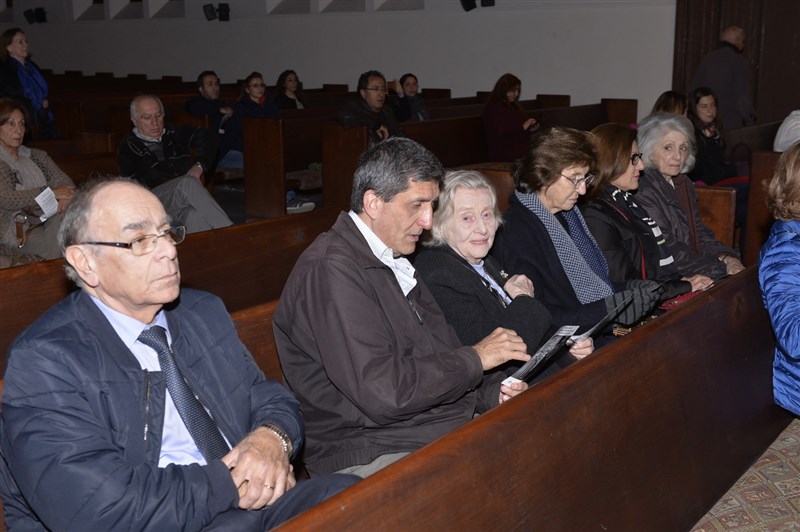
[473,327,530,371]
[568,337,594,360]
[220,106,234,117]
[499,380,527,403]
[375,125,390,141]
[222,427,296,510]
[187,164,203,179]
[503,274,534,299]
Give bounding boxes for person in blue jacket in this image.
[759,140,800,416]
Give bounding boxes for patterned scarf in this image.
[516,190,613,304]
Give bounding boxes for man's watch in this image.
[262,423,293,456]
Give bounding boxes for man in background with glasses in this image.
[339,70,405,145]
[118,94,234,233]
[0,178,357,530]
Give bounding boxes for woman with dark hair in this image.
[415,170,594,382]
[236,72,280,118]
[491,127,660,332]
[274,70,307,110]
[635,112,744,280]
[388,73,429,122]
[687,87,739,185]
[483,73,538,162]
[0,28,57,139]
[759,141,800,416]
[651,90,687,116]
[582,123,713,299]
[0,98,74,268]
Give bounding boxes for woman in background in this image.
[687,87,740,185]
[651,91,687,116]
[0,99,74,267]
[583,123,713,299]
[388,73,429,122]
[0,28,57,139]
[274,70,307,110]
[415,170,593,382]
[759,141,800,416]
[483,73,537,162]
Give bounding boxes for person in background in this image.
[634,112,744,280]
[0,98,74,268]
[687,87,740,185]
[0,28,57,139]
[274,70,307,110]
[0,177,358,530]
[691,25,756,129]
[774,110,800,152]
[759,141,800,416]
[415,170,594,383]
[651,90,688,116]
[338,70,404,145]
[185,70,241,170]
[582,123,713,300]
[483,73,537,162]
[491,127,660,334]
[388,73,430,122]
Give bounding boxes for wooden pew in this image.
[277,267,791,530]
[743,151,781,266]
[695,186,737,248]
[725,121,783,163]
[0,208,341,373]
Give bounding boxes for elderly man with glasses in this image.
[338,70,405,145]
[0,178,358,531]
[118,94,233,233]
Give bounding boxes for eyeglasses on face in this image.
[81,226,186,256]
[559,173,596,189]
[248,83,266,89]
[364,87,388,94]
[630,153,644,166]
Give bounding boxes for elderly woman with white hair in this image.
[634,112,744,279]
[414,170,593,382]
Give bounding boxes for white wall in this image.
[14,0,675,120]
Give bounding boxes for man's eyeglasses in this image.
[364,87,388,94]
[81,226,186,256]
[559,173,596,189]
[630,152,644,166]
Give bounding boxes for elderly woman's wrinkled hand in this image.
[503,274,534,299]
[568,337,594,360]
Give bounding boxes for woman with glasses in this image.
[492,127,660,334]
[582,123,713,301]
[635,113,744,280]
[483,73,538,162]
[415,170,594,383]
[0,98,74,268]
[235,71,279,119]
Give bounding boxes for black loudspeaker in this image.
[460,0,477,12]
[203,4,217,21]
[481,0,495,6]
[217,3,230,21]
[34,7,47,23]
[23,9,36,24]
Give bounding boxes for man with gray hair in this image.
[0,178,357,530]
[691,25,757,129]
[118,94,233,233]
[274,138,531,479]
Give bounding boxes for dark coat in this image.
[483,102,532,162]
[338,99,405,145]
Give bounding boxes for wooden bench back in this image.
[725,121,783,163]
[278,267,791,530]
[695,186,737,247]
[743,151,781,266]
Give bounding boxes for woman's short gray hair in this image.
[428,170,502,248]
[637,112,697,174]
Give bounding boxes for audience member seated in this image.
[274,70,307,110]
[185,70,242,170]
[582,123,713,300]
[388,73,430,122]
[118,95,233,233]
[235,71,280,120]
[634,112,744,280]
[0,28,57,139]
[415,170,593,383]
[651,90,687,116]
[774,110,800,152]
[491,127,660,334]
[759,141,800,416]
[274,138,531,479]
[338,70,404,145]
[0,98,74,268]
[0,177,359,530]
[483,73,538,162]
[687,87,740,185]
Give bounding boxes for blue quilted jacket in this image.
[759,219,800,416]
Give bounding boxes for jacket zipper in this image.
[143,369,151,441]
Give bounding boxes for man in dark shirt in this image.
[185,70,242,169]
[338,70,405,145]
[118,94,233,233]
